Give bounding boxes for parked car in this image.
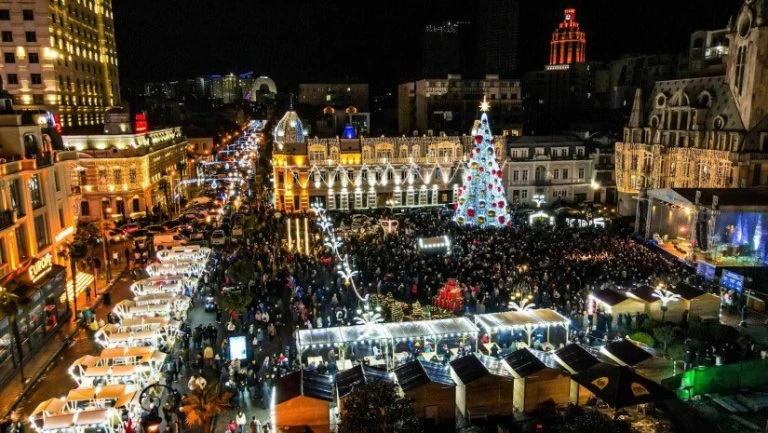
[210,230,227,246]
[119,223,141,235]
[161,220,182,230]
[145,225,168,234]
[105,229,125,244]
[154,233,189,250]
[231,224,244,238]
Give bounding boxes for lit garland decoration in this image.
[508,298,537,312]
[311,202,368,303]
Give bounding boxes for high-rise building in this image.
[422,21,467,76]
[0,0,120,129]
[549,8,587,66]
[476,0,519,76]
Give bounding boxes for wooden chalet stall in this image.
[550,343,604,405]
[502,348,572,413]
[601,338,672,383]
[449,354,515,422]
[590,289,646,326]
[394,360,456,429]
[335,365,392,413]
[674,283,721,321]
[628,285,685,322]
[273,370,334,433]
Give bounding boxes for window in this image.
[9,179,23,216]
[4,52,14,63]
[522,170,529,181]
[80,201,90,216]
[735,45,747,95]
[576,147,585,157]
[578,167,585,179]
[562,169,568,180]
[1,32,11,42]
[22,9,34,21]
[25,31,36,43]
[128,168,137,184]
[34,214,50,250]
[0,10,9,20]
[54,171,60,192]
[29,174,44,209]
[58,207,64,228]
[521,190,528,200]
[28,52,38,63]
[113,168,121,184]
[15,225,27,260]
[31,74,42,85]
[553,169,560,179]
[512,170,519,181]
[6,74,17,85]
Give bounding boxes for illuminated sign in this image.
[29,253,53,282]
[134,113,148,134]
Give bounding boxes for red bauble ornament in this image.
[488,183,493,190]
[454,202,458,210]
[467,175,472,181]
[467,208,475,217]
[491,203,497,208]
[479,167,484,172]
[497,187,502,192]
[497,171,503,178]
[475,148,481,153]
[475,135,483,144]
[498,200,505,208]
[498,216,506,224]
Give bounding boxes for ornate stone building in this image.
[615,0,768,215]
[272,110,505,212]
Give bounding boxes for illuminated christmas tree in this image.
[454,97,508,228]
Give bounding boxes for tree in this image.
[218,292,252,316]
[338,381,421,433]
[179,385,231,433]
[0,287,25,384]
[226,259,256,285]
[628,332,654,348]
[454,97,508,228]
[653,325,683,352]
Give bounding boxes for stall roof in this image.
[336,365,392,398]
[394,360,455,391]
[503,348,562,378]
[591,289,631,307]
[74,409,109,426]
[553,343,604,374]
[275,370,334,405]
[648,187,768,211]
[628,285,660,303]
[41,413,76,430]
[387,322,434,341]
[474,309,570,332]
[450,353,513,384]
[573,364,676,408]
[673,282,709,301]
[602,339,653,367]
[32,398,66,416]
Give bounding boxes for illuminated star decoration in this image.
[508,298,537,312]
[479,95,491,112]
[354,303,383,327]
[311,202,368,303]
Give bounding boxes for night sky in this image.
[113,0,736,91]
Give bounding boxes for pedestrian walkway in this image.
[0,259,130,418]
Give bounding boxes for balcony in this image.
[533,179,552,186]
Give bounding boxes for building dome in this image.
[252,76,277,94]
[274,110,305,146]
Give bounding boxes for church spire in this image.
[629,88,643,128]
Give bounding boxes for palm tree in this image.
[0,287,25,384]
[179,385,231,433]
[67,241,89,319]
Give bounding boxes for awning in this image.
[572,363,676,408]
[31,398,66,416]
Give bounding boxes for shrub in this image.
[629,331,655,347]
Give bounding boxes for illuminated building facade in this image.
[549,9,586,67]
[0,0,120,129]
[273,111,504,212]
[615,0,768,215]
[62,127,189,221]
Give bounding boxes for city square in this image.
[0,1,766,433]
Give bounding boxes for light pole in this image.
[139,383,181,433]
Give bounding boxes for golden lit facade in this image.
[549,9,586,66]
[0,0,120,128]
[615,0,768,215]
[0,113,77,280]
[62,127,188,221]
[273,135,506,212]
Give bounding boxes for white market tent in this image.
[95,317,179,348]
[473,309,571,346]
[130,276,188,296]
[68,347,167,386]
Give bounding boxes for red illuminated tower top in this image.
[549,8,586,66]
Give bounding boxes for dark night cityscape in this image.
[0,1,766,433]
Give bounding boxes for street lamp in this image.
[139,383,181,433]
[652,283,681,322]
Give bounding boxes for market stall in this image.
[394,360,456,429]
[112,299,188,320]
[69,347,166,387]
[449,353,515,420]
[473,309,571,347]
[94,317,178,349]
[130,276,190,297]
[503,348,573,413]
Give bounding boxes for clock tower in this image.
[549,8,587,66]
[727,0,768,130]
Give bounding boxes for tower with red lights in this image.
[549,9,586,66]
